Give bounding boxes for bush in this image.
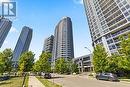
[88,73,93,77]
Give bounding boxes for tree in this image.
[33,52,52,73]
[71,63,79,74]
[93,45,108,73]
[55,58,68,74]
[107,54,120,73]
[33,60,41,72]
[18,51,35,73]
[0,48,13,74]
[55,58,79,74]
[0,52,5,74]
[119,35,130,71]
[3,49,13,73]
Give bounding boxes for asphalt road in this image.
[49,74,130,87]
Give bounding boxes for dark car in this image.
[44,73,51,79]
[0,76,10,81]
[96,73,119,81]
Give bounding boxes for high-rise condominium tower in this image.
[12,26,33,66]
[84,0,130,54]
[53,17,74,61]
[0,18,12,48]
[43,35,54,62]
[43,35,54,53]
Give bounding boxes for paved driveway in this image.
[49,74,130,87]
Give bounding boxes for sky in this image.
[0,0,93,59]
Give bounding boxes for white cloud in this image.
[10,27,18,33]
[73,0,83,5]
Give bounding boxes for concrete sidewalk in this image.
[28,76,45,87]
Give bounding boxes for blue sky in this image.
[0,0,93,59]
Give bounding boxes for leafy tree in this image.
[107,54,120,73]
[33,60,41,72]
[119,35,130,71]
[55,58,79,74]
[93,45,108,73]
[3,48,13,73]
[0,48,13,74]
[0,52,5,74]
[18,51,35,73]
[55,58,68,74]
[33,52,51,73]
[71,63,79,74]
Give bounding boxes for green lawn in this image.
[119,77,130,82]
[0,76,24,87]
[36,76,62,87]
[119,79,130,82]
[24,76,29,87]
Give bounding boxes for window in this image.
[119,3,123,7]
[121,7,126,12]
[116,0,120,3]
[124,12,129,16]
[125,5,130,9]
[128,10,130,13]
[107,39,113,44]
[109,45,116,50]
[109,46,113,50]
[112,45,116,49]
[127,17,130,21]
[105,34,111,39]
[122,0,127,5]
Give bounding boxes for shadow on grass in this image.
[98,79,120,82]
[51,76,64,79]
[0,82,12,86]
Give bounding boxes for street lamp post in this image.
[84,47,91,54]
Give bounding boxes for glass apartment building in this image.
[12,26,33,66]
[43,35,54,62]
[0,18,12,48]
[43,35,54,53]
[84,0,130,54]
[52,17,74,61]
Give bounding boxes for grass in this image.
[119,77,130,82]
[120,79,130,82]
[36,76,62,87]
[0,76,24,87]
[24,75,29,87]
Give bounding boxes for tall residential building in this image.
[12,26,33,65]
[53,17,74,61]
[43,35,54,62]
[83,0,130,54]
[0,18,12,48]
[43,35,54,53]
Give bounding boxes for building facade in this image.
[84,0,130,54]
[12,26,33,66]
[53,17,74,62]
[43,35,54,53]
[43,35,54,62]
[74,54,93,73]
[0,18,12,48]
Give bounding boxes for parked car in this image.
[96,73,119,81]
[0,76,10,81]
[43,73,51,79]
